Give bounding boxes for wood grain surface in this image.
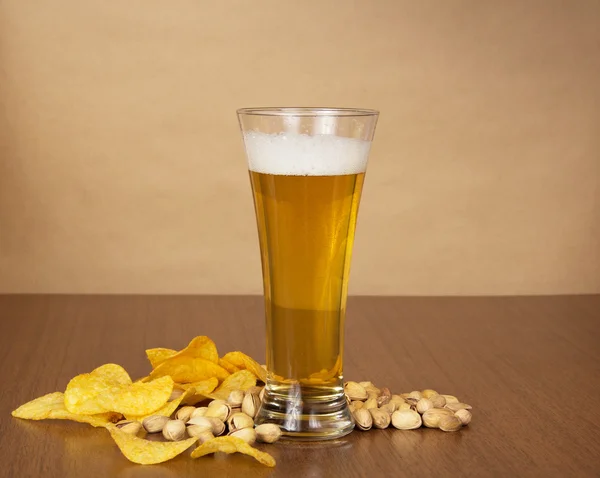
[0,295,599,478]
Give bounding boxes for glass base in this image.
[255,382,355,440]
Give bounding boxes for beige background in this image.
[0,0,598,295]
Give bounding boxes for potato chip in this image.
[146,348,177,369]
[191,436,276,467]
[106,423,197,465]
[177,377,219,394]
[126,387,197,422]
[218,358,240,374]
[12,392,121,427]
[148,336,219,371]
[221,352,267,383]
[210,371,256,400]
[149,356,230,383]
[99,376,174,416]
[64,364,132,415]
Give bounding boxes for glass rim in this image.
[237,107,379,117]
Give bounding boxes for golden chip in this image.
[12,392,121,427]
[149,336,219,371]
[210,370,257,400]
[98,376,174,416]
[106,423,198,465]
[218,358,240,374]
[177,377,219,394]
[146,348,177,369]
[149,356,230,383]
[126,387,197,422]
[191,436,276,467]
[221,352,267,383]
[64,364,132,415]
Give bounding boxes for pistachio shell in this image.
[229,427,257,444]
[353,408,372,431]
[175,406,196,423]
[421,389,438,399]
[416,398,433,414]
[422,408,455,428]
[391,410,422,430]
[455,409,472,425]
[430,394,446,408]
[162,419,187,441]
[439,415,462,432]
[142,415,170,433]
[344,381,368,401]
[445,402,472,412]
[255,423,282,443]
[369,409,391,429]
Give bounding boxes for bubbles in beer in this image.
[243,132,371,176]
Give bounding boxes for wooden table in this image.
[1,295,599,477]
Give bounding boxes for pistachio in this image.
[422,408,455,428]
[358,381,374,388]
[162,419,187,441]
[255,423,282,443]
[352,400,364,410]
[187,424,212,438]
[207,399,227,409]
[445,402,472,412]
[364,395,378,410]
[169,388,184,402]
[344,381,368,401]
[364,385,381,396]
[227,390,244,408]
[242,393,261,418]
[439,415,463,432]
[408,391,422,400]
[416,398,433,414]
[455,409,472,425]
[187,416,225,436]
[400,393,411,399]
[186,417,214,432]
[116,420,142,436]
[397,402,412,411]
[441,394,459,404]
[191,407,208,418]
[369,409,391,429]
[379,403,396,415]
[205,402,232,422]
[227,412,254,432]
[259,388,265,402]
[175,406,196,423]
[430,394,446,408]
[229,427,256,445]
[391,410,422,430]
[377,387,392,407]
[142,415,170,433]
[421,389,438,399]
[353,408,372,431]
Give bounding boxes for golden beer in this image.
[250,171,365,382]
[238,108,378,439]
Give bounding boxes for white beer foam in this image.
[244,132,371,176]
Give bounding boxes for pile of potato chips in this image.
[12,336,275,467]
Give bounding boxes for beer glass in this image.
[237,107,378,440]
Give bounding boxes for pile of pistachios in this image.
[345,381,472,432]
[115,385,281,445]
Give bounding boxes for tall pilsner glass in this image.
[237,107,379,440]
